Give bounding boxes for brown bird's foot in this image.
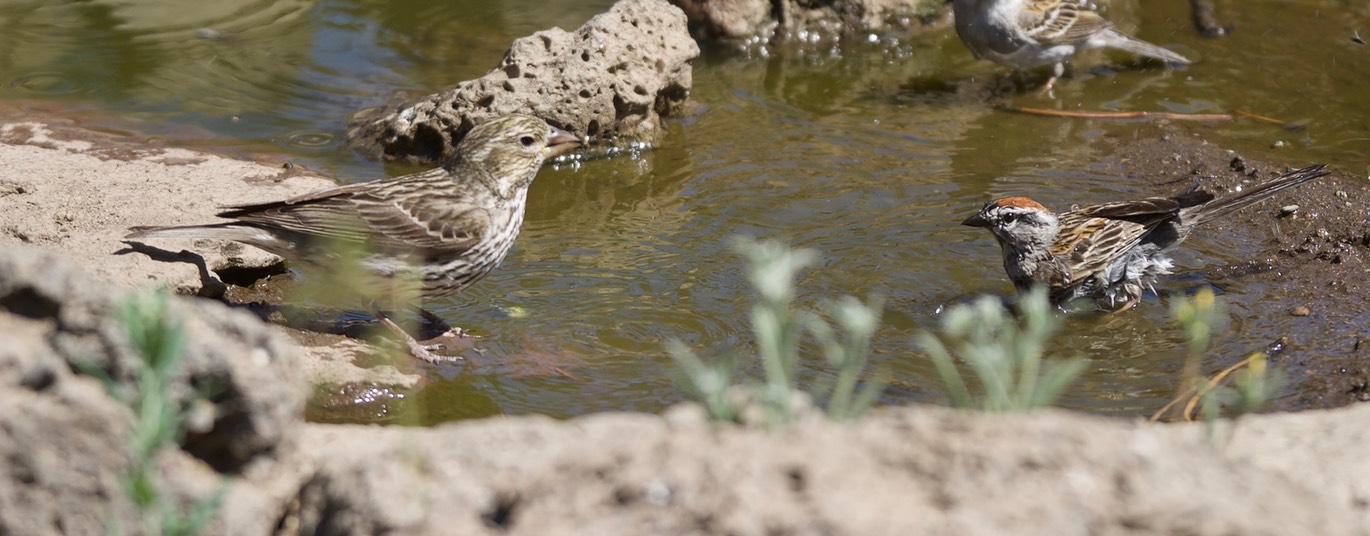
[439,326,476,339]
[1103,297,1140,315]
[377,315,463,363]
[412,307,480,340]
[1038,76,1058,98]
[416,327,482,361]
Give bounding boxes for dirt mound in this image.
[2,242,1369,535]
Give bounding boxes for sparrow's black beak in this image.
[542,125,582,158]
[961,212,990,228]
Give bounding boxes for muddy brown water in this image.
[2,0,1367,424]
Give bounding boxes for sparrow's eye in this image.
[519,135,536,147]
[1001,213,1017,224]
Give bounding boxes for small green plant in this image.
[120,292,191,478]
[1155,288,1284,430]
[1174,287,1222,378]
[1226,351,1281,417]
[669,238,886,427]
[102,290,224,536]
[809,294,886,421]
[917,287,1085,412]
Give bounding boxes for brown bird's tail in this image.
[1191,164,1330,225]
[126,223,287,253]
[1099,29,1191,65]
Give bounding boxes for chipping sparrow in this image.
[961,164,1329,312]
[952,0,1191,93]
[128,114,581,362]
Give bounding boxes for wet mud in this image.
[1094,124,1370,412]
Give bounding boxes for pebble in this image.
[1290,305,1312,317]
[1229,156,1247,172]
[1279,204,1299,217]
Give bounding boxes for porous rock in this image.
[0,245,305,535]
[347,0,699,164]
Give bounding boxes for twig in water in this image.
[1150,352,1260,422]
[1231,109,1303,130]
[997,105,1232,122]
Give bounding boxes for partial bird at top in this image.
[952,0,1190,94]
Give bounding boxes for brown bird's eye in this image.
[519,135,535,147]
[1002,213,1016,224]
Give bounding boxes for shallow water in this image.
[3,0,1367,423]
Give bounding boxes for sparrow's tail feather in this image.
[1100,29,1191,65]
[126,223,286,252]
[1193,164,1330,225]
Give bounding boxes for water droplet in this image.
[287,131,335,148]
[9,72,82,95]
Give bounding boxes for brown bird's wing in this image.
[1021,0,1112,45]
[217,180,379,244]
[217,167,491,257]
[1048,192,1212,287]
[351,182,492,257]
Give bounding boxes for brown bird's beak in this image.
[961,212,990,228]
[542,125,582,159]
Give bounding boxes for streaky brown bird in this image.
[128,113,581,361]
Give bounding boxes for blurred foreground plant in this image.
[1151,288,1283,429]
[670,238,886,427]
[90,290,225,535]
[916,288,1085,412]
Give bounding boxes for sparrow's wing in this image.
[1049,214,1151,287]
[218,167,490,256]
[1074,191,1213,222]
[1047,190,1213,287]
[1021,0,1112,45]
